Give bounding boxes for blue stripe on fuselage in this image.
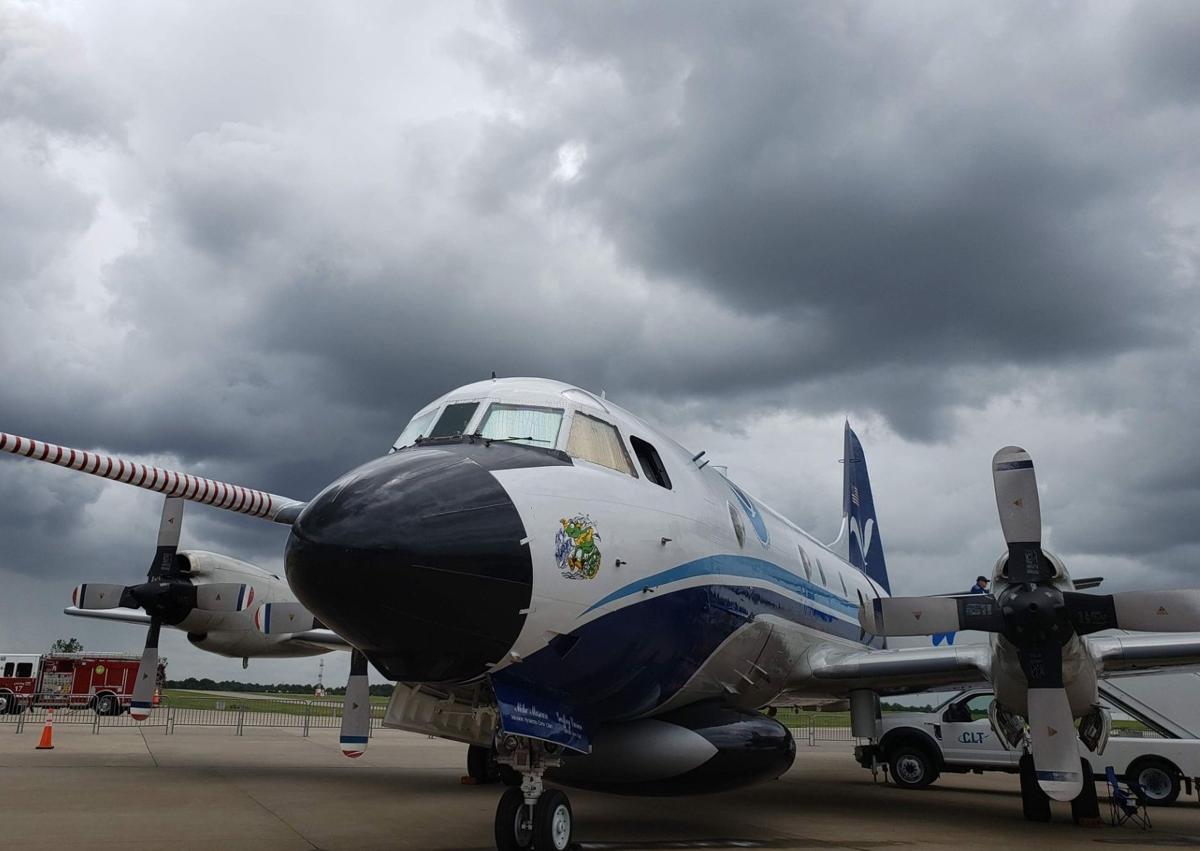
[583,554,859,619]
[499,582,880,728]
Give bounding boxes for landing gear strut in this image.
[492,734,573,851]
[1018,752,1051,822]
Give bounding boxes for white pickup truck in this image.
[855,685,1200,806]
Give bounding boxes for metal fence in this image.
[782,713,856,745]
[2,693,387,736]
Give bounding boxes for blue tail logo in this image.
[844,424,890,593]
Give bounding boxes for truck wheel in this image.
[95,694,117,716]
[1129,757,1181,806]
[0,691,12,714]
[888,745,938,789]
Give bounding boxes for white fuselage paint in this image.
[399,378,1103,719]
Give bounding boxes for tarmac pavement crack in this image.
[232,777,322,850]
[137,727,160,768]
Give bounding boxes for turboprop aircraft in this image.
[5,376,1200,850]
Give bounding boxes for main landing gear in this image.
[492,734,573,851]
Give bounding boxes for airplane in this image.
[4,375,1200,850]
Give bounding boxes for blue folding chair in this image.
[1106,766,1151,829]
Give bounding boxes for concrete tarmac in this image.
[2,725,1199,850]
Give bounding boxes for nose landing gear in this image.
[492,734,573,851]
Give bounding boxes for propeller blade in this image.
[340,649,371,758]
[130,619,161,721]
[870,596,962,635]
[194,583,255,613]
[253,602,316,635]
[992,447,1054,584]
[148,497,185,579]
[865,595,1005,636]
[71,583,129,610]
[1066,589,1200,634]
[1026,687,1084,801]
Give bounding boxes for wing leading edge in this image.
[806,644,991,696]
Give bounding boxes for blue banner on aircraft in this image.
[491,673,594,753]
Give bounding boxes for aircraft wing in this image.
[1,431,305,524]
[1088,632,1200,675]
[806,644,991,696]
[63,606,350,651]
[64,606,153,626]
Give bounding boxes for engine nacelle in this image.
[548,703,796,796]
[169,550,290,632]
[186,629,328,659]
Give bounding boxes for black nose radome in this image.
[286,448,533,682]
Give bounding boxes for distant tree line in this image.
[165,677,395,697]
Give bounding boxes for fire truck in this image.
[0,652,166,715]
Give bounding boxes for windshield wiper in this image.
[470,433,543,447]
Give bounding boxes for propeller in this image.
[130,497,184,720]
[71,497,255,720]
[253,602,318,635]
[859,445,1200,801]
[340,649,371,758]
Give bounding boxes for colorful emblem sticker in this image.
[555,514,602,580]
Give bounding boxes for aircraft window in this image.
[15,662,32,677]
[839,572,848,597]
[630,436,672,489]
[817,561,827,587]
[2,662,12,677]
[566,413,637,476]
[728,503,746,547]
[797,545,812,580]
[478,404,564,448]
[393,409,438,449]
[428,402,479,439]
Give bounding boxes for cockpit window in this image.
[393,409,438,449]
[566,413,637,476]
[478,404,564,448]
[428,402,479,439]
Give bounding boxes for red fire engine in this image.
[0,652,166,715]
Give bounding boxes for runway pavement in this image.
[2,725,1198,850]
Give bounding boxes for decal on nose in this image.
[285,448,533,682]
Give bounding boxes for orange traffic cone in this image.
[36,709,55,750]
[152,688,161,707]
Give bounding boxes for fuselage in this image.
[285,378,888,727]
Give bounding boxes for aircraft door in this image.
[939,692,1012,766]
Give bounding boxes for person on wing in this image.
[970,575,991,595]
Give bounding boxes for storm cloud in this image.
[1,1,1198,682]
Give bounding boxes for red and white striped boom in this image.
[0,431,304,523]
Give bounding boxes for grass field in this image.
[161,689,388,716]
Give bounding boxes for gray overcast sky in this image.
[2,0,1199,686]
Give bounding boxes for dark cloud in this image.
[1,2,1198,680]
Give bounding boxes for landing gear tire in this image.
[533,788,573,851]
[1019,753,1052,822]
[1130,757,1181,806]
[469,745,499,784]
[1070,758,1100,825]
[888,745,938,789]
[494,786,533,851]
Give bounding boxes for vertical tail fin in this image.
[838,423,890,593]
